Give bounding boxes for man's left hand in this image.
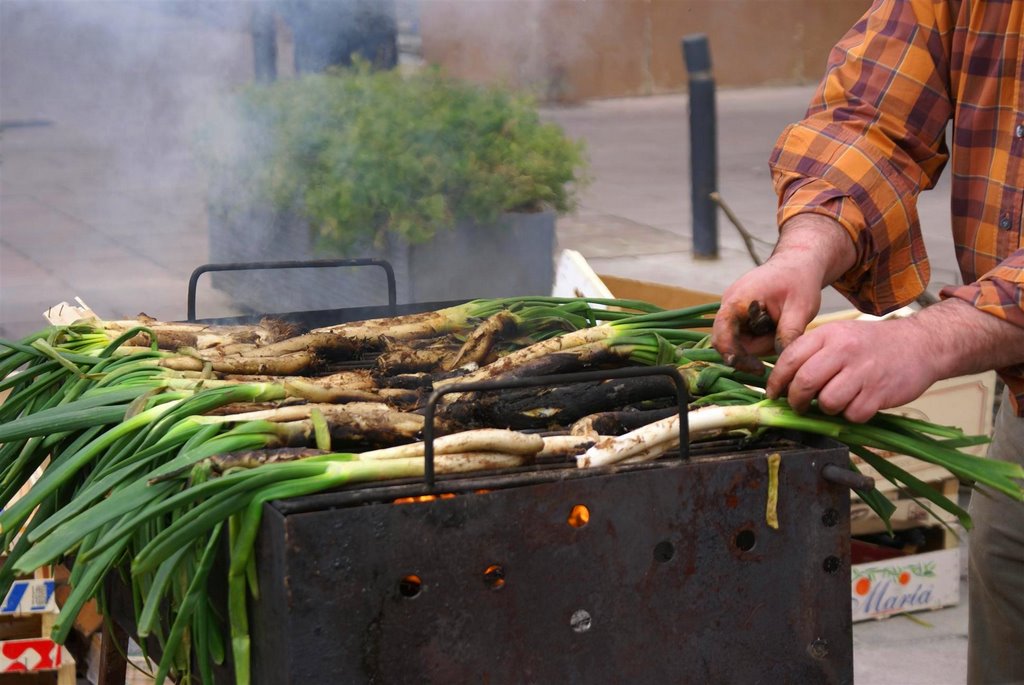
[765,316,941,423]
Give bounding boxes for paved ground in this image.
[1,2,973,683]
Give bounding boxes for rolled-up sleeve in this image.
[770,0,955,315]
[941,252,1024,328]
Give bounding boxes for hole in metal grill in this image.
[735,529,756,552]
[483,565,506,590]
[822,556,842,575]
[567,504,590,528]
[398,574,422,598]
[821,508,840,527]
[570,609,592,633]
[653,541,675,563]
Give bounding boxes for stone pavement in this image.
[0,2,972,683]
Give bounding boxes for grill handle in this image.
[820,463,875,492]
[421,365,690,490]
[186,259,398,322]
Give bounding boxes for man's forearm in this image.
[773,214,858,288]
[908,297,1024,381]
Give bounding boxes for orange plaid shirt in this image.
[770,0,1024,413]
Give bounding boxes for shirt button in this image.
[1000,214,1012,229]
[1016,124,1024,138]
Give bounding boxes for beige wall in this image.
[420,0,873,101]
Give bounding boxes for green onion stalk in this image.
[433,303,720,391]
[598,334,1007,527]
[0,379,297,538]
[113,296,666,356]
[2,297,669,382]
[11,428,529,685]
[0,332,429,533]
[311,295,667,342]
[578,398,1019,530]
[0,418,301,684]
[4,295,1014,685]
[0,369,525,684]
[0,298,707,544]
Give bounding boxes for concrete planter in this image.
[207,202,556,314]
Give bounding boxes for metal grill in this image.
[248,436,852,684]
[98,261,855,685]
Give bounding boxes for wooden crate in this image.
[0,576,75,684]
[850,454,961,548]
[846,370,994,621]
[850,369,995,538]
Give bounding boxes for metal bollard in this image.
[251,3,278,83]
[681,34,719,260]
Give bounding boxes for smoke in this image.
[0,1,270,332]
[1,1,254,189]
[0,0,411,197]
[0,0,572,331]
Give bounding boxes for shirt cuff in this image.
[939,255,1024,328]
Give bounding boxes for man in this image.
[711,1,1024,682]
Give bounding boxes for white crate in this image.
[852,547,960,622]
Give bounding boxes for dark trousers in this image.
[968,389,1024,684]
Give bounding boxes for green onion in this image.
[0,295,1016,685]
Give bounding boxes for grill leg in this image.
[97,619,128,685]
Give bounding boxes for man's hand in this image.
[767,298,1024,423]
[711,254,823,372]
[765,316,939,422]
[712,214,857,373]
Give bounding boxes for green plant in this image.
[202,63,588,253]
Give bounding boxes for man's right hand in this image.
[711,254,824,373]
[711,214,858,375]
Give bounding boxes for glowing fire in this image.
[392,489,491,505]
[568,504,590,527]
[392,493,456,505]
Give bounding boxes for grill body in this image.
[149,290,856,684]
[249,438,853,684]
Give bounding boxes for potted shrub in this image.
[199,63,587,314]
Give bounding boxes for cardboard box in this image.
[0,564,76,683]
[551,250,721,308]
[0,636,73,680]
[597,273,720,310]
